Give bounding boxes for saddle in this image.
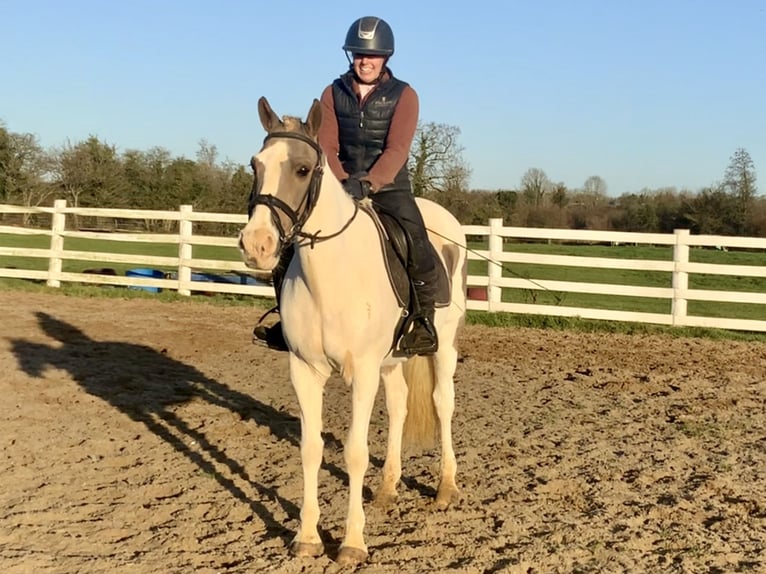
[359,201,451,354]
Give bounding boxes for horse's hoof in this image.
[435,483,460,510]
[336,546,368,566]
[373,489,398,509]
[290,541,324,557]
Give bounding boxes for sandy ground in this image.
[1,291,765,574]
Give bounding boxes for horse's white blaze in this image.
[239,142,291,271]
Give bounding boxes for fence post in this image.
[178,205,193,296]
[46,199,66,288]
[671,228,690,326]
[487,218,503,312]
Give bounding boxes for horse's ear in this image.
[305,98,322,138]
[258,97,282,133]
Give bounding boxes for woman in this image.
[255,16,439,356]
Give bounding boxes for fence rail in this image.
[2,200,766,332]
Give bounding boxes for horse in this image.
[238,96,467,565]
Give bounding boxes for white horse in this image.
[239,97,467,565]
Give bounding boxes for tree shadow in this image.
[8,311,306,546]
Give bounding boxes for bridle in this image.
[248,131,359,248]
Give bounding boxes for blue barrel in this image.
[125,268,165,293]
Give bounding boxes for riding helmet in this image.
[343,16,395,56]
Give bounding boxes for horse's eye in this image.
[297,166,311,177]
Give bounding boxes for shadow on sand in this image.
[10,311,303,546]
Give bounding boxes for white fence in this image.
[2,200,766,332]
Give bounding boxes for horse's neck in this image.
[294,169,370,288]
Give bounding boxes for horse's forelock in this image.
[282,116,307,133]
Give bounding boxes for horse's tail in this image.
[402,355,438,451]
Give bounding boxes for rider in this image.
[254,16,440,356]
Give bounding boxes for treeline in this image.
[431,180,766,237]
[423,149,764,237]
[0,129,252,232]
[1,122,762,237]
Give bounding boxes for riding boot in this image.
[252,316,288,351]
[400,277,439,356]
[252,245,293,351]
[370,189,440,356]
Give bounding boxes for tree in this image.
[0,123,10,202]
[409,122,470,197]
[611,192,658,232]
[682,185,739,235]
[0,127,53,214]
[52,136,125,210]
[195,138,219,168]
[121,146,177,213]
[520,168,550,206]
[550,182,569,209]
[723,148,758,234]
[582,175,607,197]
[495,189,518,222]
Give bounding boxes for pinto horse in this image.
[238,97,467,565]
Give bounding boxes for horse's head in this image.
[238,97,323,271]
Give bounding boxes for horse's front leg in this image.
[374,363,407,507]
[289,355,329,557]
[337,362,380,566]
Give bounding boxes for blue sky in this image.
[1,0,764,196]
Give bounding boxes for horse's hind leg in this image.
[374,363,407,507]
[289,355,329,557]
[432,340,459,509]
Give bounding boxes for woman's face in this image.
[352,53,386,84]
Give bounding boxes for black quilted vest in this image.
[332,70,412,192]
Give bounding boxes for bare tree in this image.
[582,175,608,197]
[196,138,219,168]
[520,168,550,206]
[409,122,470,196]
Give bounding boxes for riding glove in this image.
[343,175,371,200]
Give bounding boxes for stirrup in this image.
[399,315,438,356]
[254,305,280,328]
[252,306,288,351]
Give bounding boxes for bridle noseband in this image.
[248,131,358,248]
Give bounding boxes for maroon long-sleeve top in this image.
[317,73,419,193]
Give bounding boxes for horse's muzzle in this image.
[238,226,279,271]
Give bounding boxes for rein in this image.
[250,131,359,248]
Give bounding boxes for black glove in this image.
[343,175,371,200]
